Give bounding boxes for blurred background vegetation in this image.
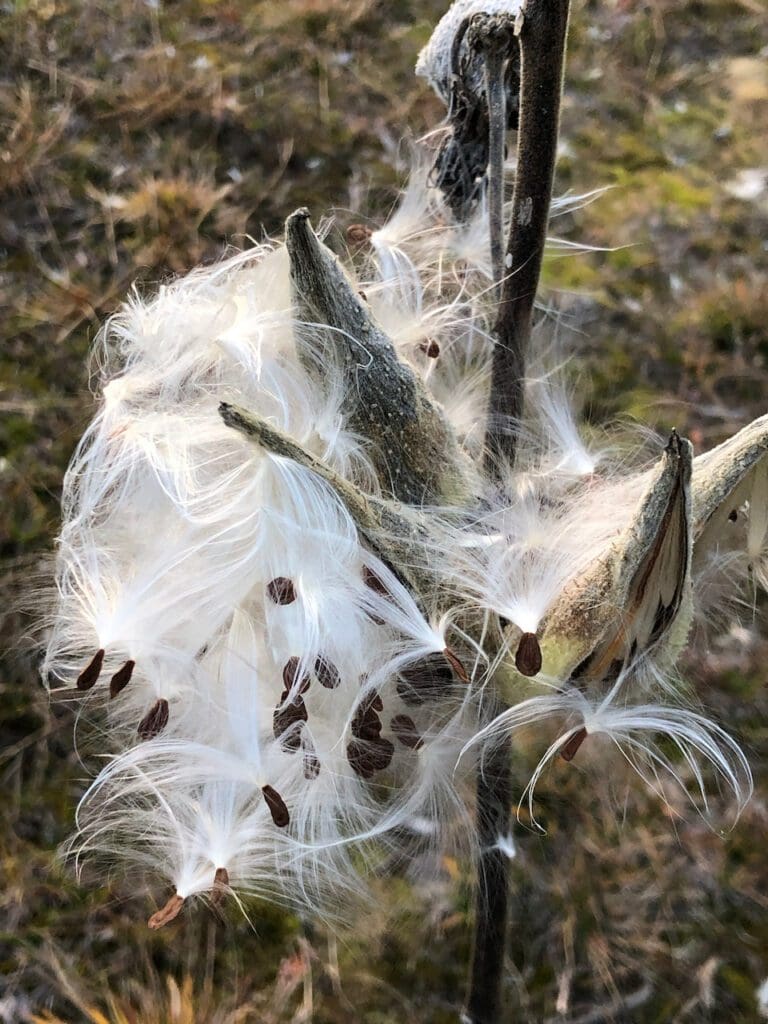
[2,0,768,1020]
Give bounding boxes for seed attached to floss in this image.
[109,659,135,699]
[282,656,311,694]
[303,737,321,780]
[346,737,395,779]
[362,565,388,595]
[419,339,440,358]
[137,698,170,740]
[346,222,372,249]
[147,892,184,930]
[515,632,543,677]
[76,648,105,690]
[561,727,588,763]
[351,691,384,741]
[361,565,390,624]
[211,867,230,906]
[267,576,297,605]
[443,647,469,683]
[391,714,423,750]
[314,654,341,689]
[273,694,308,751]
[262,784,290,827]
[398,653,454,706]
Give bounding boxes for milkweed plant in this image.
[42,1,765,1020]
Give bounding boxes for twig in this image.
[466,4,571,1022]
[464,697,514,1024]
[485,0,571,470]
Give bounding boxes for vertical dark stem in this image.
[485,0,570,469]
[465,697,513,1024]
[465,4,570,1022]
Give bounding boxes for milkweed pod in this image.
[536,432,693,686]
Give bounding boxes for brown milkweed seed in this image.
[303,738,321,780]
[212,867,230,906]
[137,698,170,740]
[398,653,454,706]
[346,223,372,248]
[262,785,290,827]
[148,893,184,930]
[515,632,543,677]
[109,659,135,699]
[346,737,395,779]
[282,656,311,694]
[273,695,307,751]
[314,655,341,689]
[267,577,297,605]
[76,649,105,690]
[443,647,469,683]
[391,714,423,750]
[560,727,588,762]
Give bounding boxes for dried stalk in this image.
[466,4,571,1022]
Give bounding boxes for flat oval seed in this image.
[109,659,135,699]
[391,714,423,750]
[262,785,290,827]
[148,893,184,930]
[137,698,170,740]
[76,649,105,690]
[212,866,229,906]
[282,656,311,694]
[346,737,395,779]
[267,577,296,605]
[273,695,307,751]
[561,727,588,763]
[314,655,341,689]
[398,653,453,705]
[515,632,542,677]
[443,647,469,683]
[303,738,321,780]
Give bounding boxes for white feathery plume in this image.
[41,93,764,933]
[461,669,753,828]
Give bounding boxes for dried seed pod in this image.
[515,632,542,677]
[148,893,184,930]
[109,659,135,699]
[262,785,290,827]
[282,656,311,694]
[561,728,588,763]
[314,654,341,689]
[76,648,104,690]
[137,698,170,740]
[391,714,423,750]
[267,576,297,605]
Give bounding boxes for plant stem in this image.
[465,696,513,1024]
[465,4,571,1022]
[485,0,570,469]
